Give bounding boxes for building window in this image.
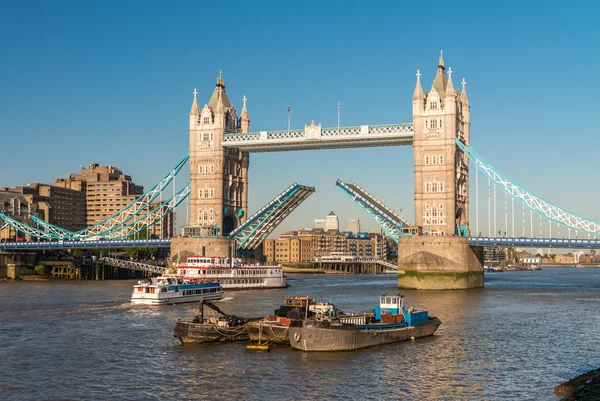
[198,166,203,174]
[198,189,203,199]
[439,119,443,128]
[210,165,214,173]
[203,117,210,124]
[425,156,429,165]
[440,155,444,164]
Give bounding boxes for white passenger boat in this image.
[176,256,287,290]
[131,276,224,305]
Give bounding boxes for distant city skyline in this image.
[1,1,600,239]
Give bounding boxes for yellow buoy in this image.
[246,344,271,352]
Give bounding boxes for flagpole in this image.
[337,102,340,133]
[287,106,290,132]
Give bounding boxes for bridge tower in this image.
[183,72,250,238]
[412,51,470,236]
[397,52,483,289]
[173,73,249,262]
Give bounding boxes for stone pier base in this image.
[397,237,484,290]
[170,237,237,269]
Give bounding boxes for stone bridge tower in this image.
[412,51,470,236]
[183,72,250,238]
[397,52,483,290]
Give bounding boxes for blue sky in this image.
[1,1,599,238]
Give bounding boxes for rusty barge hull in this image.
[289,318,441,351]
[174,321,249,344]
[247,322,291,345]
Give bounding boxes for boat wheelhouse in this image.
[131,276,224,305]
[176,256,287,290]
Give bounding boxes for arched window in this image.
[440,155,444,164]
[425,156,429,165]
[440,182,444,192]
[204,189,209,198]
[204,211,209,221]
[197,208,203,222]
[198,189,203,199]
[432,156,437,165]
[439,119,443,128]
[210,165,214,173]
[198,166,203,174]
[203,117,210,124]
[426,120,429,129]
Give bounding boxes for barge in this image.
[248,297,344,345]
[174,299,258,344]
[289,295,441,351]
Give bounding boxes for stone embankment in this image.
[556,368,600,400]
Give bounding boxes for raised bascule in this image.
[6,52,600,288]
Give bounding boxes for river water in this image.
[1,267,599,400]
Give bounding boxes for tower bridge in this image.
[4,52,600,288]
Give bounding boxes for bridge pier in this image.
[397,237,484,290]
[170,237,236,268]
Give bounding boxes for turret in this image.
[412,70,424,115]
[444,67,456,114]
[189,88,200,130]
[240,95,250,133]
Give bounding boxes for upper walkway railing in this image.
[223,123,414,152]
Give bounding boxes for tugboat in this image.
[289,295,441,352]
[247,297,344,345]
[174,299,258,344]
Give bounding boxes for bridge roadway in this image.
[2,236,600,252]
[0,238,171,251]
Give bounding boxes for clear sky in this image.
[1,1,599,238]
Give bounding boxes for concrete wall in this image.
[397,236,483,290]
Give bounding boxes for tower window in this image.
[440,155,444,164]
[203,117,210,124]
[425,156,429,165]
[439,119,443,128]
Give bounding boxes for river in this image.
[1,267,599,400]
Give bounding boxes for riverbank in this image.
[555,368,600,400]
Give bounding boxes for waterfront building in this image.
[56,163,144,227]
[262,228,389,264]
[325,211,339,231]
[346,218,360,234]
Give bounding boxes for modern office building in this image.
[313,218,326,229]
[346,218,360,234]
[325,211,339,231]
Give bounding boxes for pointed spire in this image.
[241,95,249,118]
[207,70,231,111]
[460,78,469,104]
[189,88,200,116]
[432,51,447,97]
[439,49,444,67]
[216,70,225,88]
[445,67,455,96]
[413,69,423,99]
